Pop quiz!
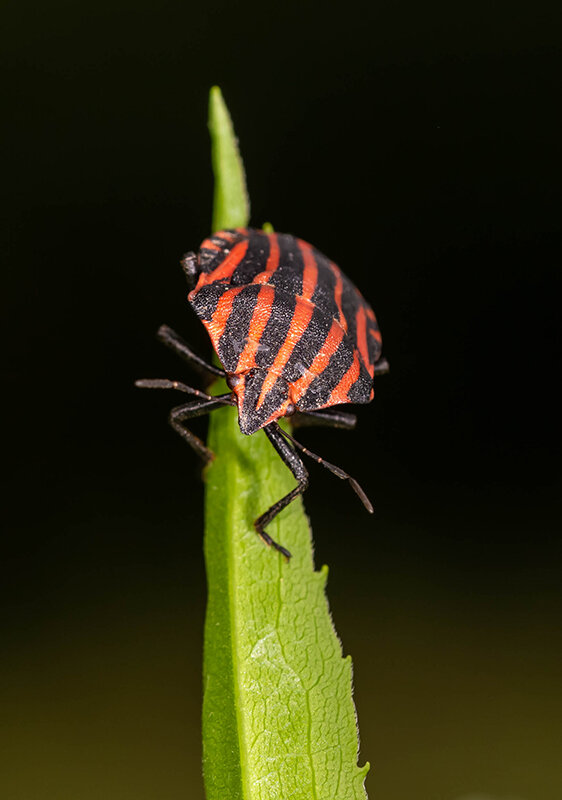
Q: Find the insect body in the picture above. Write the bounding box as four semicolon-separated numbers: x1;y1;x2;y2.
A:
137;228;388;558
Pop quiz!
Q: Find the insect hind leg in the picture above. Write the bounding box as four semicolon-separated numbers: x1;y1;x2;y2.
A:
373;357;389;375
292;408;357;430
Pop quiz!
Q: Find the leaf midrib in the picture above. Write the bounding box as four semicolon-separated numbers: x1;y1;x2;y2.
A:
227;450;252;800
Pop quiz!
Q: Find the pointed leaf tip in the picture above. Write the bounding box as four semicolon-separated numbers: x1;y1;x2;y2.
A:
208;86;250;232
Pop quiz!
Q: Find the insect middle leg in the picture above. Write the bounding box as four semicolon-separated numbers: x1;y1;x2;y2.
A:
254;425;310;559
168;395;233;463
275;422;373;513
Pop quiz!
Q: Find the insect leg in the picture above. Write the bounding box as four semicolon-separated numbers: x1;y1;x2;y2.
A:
156;324;225;378
275;423;374;513
168;394;233;463
292;408;357;430
373;357;390;375
254;424;311;560
135;378;217;400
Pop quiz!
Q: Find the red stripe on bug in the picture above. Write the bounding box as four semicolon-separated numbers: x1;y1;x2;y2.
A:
369;328;382;343
195;239;249;289
252;233;281;285
256;296;315;409
297;240;319;301
356;305;374;378
236;285;276;372
216;230;239;242
327;350;361;406
329;262;347;331
203;286;244;344
290;319;345;403
200;238;221;251
263;397;294;428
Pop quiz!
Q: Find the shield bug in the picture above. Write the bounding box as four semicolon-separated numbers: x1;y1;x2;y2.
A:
136;228;389;558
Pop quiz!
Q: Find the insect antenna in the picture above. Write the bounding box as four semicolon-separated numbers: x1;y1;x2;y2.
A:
273;423;373;513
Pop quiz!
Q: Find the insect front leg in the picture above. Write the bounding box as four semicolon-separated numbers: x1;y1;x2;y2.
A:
156;324;225;378
136;376;234;461
167;395;233;463
254;425;310;560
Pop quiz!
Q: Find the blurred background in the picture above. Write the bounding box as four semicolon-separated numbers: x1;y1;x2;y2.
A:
3;1;561;798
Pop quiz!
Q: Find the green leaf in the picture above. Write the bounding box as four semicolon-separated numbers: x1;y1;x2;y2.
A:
209;85;250;232
202;86;369;800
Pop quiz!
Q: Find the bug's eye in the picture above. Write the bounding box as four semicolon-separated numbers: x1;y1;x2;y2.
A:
226;374;241;390
285;403;296;417
181;252;198;290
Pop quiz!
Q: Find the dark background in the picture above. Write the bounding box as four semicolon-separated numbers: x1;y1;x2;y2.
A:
3;2;561;798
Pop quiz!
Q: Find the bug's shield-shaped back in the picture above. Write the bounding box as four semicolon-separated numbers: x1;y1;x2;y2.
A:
231;369;292;436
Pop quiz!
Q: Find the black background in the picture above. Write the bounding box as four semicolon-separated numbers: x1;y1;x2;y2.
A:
3;2;561;798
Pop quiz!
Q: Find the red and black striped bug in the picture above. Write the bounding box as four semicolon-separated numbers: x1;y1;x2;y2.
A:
137;227;388;558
